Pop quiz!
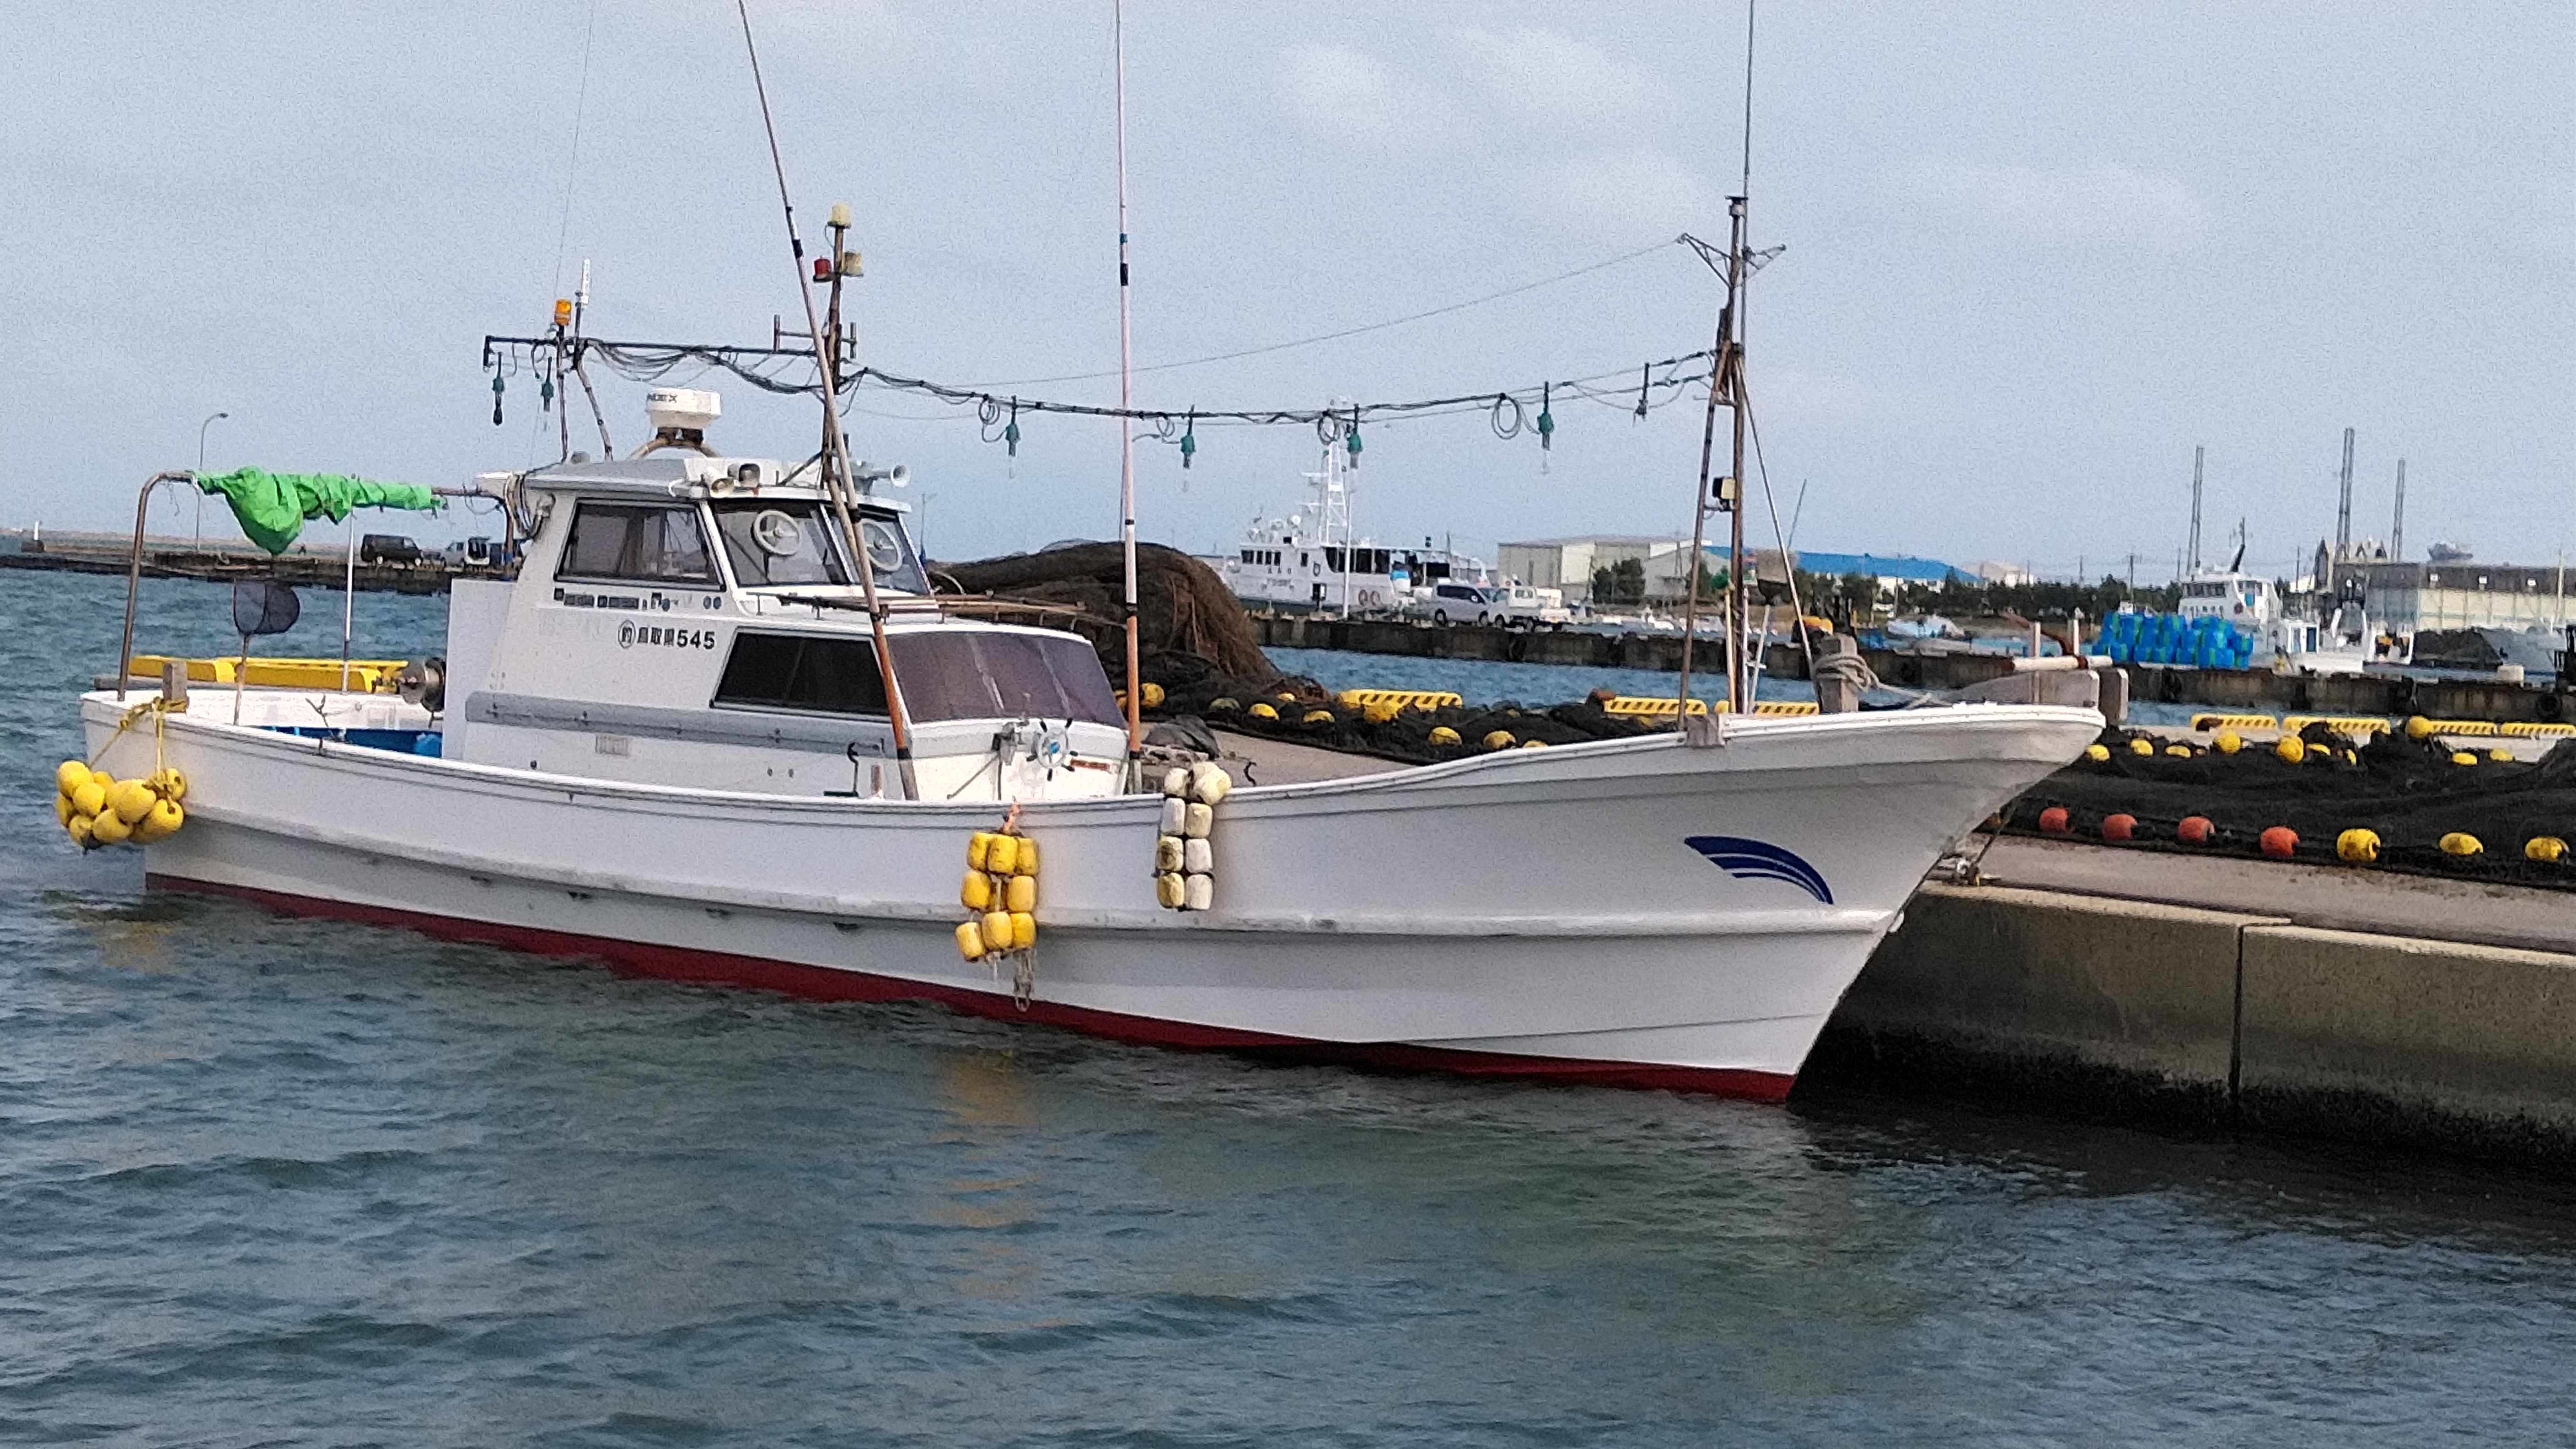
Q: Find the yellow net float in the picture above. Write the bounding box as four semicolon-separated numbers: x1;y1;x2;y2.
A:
2273;736;2306;765
1428;726;1460;746
2528;836;2569;863
2083;743;2110;762
2335;828;2380;864
2213;730;2243;755
2127;738;2154;757
1301;708;1336;725
2438;832;2483;857
134;798;184;843
1247;702;1277;720
1482;730;1515;750
2449;751;2478;767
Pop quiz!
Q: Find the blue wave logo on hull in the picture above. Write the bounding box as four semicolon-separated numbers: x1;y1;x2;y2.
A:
1685;836;1833;904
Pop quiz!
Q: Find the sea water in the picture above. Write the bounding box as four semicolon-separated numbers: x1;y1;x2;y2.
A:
6;569;2575;1446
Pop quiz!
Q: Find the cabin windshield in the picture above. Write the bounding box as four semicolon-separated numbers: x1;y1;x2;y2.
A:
713;500;927;594
558;502;719;586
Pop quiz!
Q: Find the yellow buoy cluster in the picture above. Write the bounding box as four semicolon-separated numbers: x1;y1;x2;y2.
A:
955;827;1040;961
55;759;185;850
1154;762;1229;912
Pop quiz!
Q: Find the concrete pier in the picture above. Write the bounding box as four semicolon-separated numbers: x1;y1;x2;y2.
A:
1810;880;2576;1168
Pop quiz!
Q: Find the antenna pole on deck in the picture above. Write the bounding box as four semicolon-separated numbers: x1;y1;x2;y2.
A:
1723;194;1752;712
1114;0;1143;768
735;0;918;799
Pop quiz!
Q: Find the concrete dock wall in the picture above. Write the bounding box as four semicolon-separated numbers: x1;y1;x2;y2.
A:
1810;883;2576;1167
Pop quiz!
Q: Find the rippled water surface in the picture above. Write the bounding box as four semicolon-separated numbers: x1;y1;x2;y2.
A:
7;570;2576;1446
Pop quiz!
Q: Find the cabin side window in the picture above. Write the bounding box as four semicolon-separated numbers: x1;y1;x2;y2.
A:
888;631;1124;726
557;502;718;586
711;632;889;716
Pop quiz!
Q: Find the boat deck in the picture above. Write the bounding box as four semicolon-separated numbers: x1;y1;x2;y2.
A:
1212;728;1406;787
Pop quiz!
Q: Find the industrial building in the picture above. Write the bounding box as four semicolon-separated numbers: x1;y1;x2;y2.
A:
2339;558;2576;633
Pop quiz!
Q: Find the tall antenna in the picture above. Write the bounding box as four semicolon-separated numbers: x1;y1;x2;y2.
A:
2187;444;2203;574
2391;457;2406;562
735;0;918;799
2334;425;2355;570
1114;0;1143;766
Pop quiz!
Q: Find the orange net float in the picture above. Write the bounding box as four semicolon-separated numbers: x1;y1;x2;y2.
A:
2100;813;2136;843
2259;826;2299;859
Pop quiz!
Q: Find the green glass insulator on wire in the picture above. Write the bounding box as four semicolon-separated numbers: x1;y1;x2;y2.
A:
1537;383;1555;451
1180;413;1197;469
1344;413;1362;467
540;375;555;412
490;371;504;427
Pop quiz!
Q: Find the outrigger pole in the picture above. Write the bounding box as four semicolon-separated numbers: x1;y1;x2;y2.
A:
1113;0;1144;768
735;0;919;800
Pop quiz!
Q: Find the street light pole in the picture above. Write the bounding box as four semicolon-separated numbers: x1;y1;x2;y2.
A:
194;411;230;548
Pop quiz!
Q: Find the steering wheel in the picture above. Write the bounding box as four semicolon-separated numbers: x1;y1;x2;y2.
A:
750;509;805;557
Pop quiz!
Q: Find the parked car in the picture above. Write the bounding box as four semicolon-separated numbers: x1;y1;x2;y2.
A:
1403;581;1498;626
441;536;495;567
360;533;423;565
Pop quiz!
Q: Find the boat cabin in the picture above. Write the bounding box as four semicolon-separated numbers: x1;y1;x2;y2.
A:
444;453;1131;800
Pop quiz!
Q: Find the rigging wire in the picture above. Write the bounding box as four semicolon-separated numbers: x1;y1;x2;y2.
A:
546;0;601;304
970;238;1680;388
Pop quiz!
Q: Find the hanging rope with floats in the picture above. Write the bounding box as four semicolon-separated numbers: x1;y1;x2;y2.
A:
480;333;1719;456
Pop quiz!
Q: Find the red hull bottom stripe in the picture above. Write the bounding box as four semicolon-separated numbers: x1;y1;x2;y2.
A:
149;873;1796;1103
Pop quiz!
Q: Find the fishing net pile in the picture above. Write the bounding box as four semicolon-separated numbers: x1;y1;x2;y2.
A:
1151;681;1665;764
2007;722;2576;891
937;543;1278;693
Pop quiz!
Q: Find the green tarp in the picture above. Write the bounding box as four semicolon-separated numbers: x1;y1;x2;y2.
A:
194;468;439;555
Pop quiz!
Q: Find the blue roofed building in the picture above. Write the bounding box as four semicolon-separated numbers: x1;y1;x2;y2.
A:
1777;550;1978;592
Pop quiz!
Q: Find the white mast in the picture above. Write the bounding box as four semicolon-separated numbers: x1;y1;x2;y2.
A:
1114;0;1143;763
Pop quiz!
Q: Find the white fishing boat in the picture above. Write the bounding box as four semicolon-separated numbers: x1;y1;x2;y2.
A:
70;379;2098;1100
63;40;2100;1099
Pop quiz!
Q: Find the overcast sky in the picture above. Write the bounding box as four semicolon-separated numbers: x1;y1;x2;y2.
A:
5;2;2568;581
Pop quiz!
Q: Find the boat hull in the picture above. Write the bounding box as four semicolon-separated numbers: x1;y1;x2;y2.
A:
87;695;2101;1099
